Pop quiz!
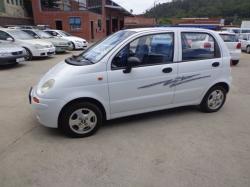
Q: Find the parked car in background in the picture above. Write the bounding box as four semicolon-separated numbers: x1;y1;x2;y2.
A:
222;27;241;35
239;34;250;54
30;28;232;138
183;32;215;51
44;29;88;50
0;41;27;66
218;32;241;65
22;29;71;53
0;28;55;60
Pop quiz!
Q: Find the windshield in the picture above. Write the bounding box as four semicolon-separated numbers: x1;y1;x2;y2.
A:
220;34;237;42
36;30;53;38
8;30;34;40
58;30;71;37
66;30;136;65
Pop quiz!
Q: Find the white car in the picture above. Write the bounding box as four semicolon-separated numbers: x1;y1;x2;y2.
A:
0;28;55;60
0;41;27;66
218;32;241;65
239;33;250;54
30;28;232;138
44;30;88;50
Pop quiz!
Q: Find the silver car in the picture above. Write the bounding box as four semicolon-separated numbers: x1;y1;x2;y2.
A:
0;41;27;66
22;29;71;53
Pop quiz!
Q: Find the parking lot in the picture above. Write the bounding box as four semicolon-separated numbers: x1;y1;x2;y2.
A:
0;51;250;187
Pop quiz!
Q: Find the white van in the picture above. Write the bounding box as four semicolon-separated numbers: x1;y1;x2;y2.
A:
29;28;232;138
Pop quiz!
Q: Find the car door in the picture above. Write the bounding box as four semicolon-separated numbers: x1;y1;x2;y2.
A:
240;34;248;50
174;31;223;104
107;32;178;117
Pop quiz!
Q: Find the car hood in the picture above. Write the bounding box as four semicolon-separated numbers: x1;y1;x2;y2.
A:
42;38;69;45
0;43;24;52
20;39;53;46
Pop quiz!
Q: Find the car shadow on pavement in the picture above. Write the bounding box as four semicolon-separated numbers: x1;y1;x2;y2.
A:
0;63;27;70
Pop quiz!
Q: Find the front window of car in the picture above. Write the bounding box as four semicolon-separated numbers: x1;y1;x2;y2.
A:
36;30;53;38
219;34;238;42
66;30;136;65
7;30;34;40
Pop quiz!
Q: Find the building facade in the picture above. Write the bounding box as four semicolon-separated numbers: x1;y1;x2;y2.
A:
32;0;131;41
0;0;33;26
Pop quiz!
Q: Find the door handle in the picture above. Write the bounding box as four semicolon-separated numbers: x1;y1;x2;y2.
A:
212;62;220;67
162;67;173;73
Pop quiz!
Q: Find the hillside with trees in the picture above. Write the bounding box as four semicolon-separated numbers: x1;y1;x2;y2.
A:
145;0;250;24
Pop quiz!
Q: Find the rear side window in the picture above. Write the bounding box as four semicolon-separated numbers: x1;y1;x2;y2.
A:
219;34;237;42
181;32;221;61
112;33;174;69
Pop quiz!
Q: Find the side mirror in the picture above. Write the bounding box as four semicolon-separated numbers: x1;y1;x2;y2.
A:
123;57;140;74
6;37;14;42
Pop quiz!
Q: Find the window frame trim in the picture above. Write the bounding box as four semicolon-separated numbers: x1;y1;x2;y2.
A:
180;31;221;63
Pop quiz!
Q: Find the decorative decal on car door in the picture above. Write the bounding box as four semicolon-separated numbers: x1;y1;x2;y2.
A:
138;74;211;89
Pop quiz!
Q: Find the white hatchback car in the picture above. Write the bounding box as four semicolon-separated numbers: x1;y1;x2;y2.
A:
0;28;55;60
44;30;88;50
239;33;250;54
218;32;241;65
30;28;232;138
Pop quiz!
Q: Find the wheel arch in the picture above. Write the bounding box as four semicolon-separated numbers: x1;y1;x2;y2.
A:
58;97;107;128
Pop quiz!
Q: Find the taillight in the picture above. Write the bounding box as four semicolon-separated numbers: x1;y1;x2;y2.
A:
236;43;241;49
204;42;212;48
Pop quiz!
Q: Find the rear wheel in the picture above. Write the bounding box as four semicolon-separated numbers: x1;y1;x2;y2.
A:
231;60;239;66
59;102;103;138
200;86;227;113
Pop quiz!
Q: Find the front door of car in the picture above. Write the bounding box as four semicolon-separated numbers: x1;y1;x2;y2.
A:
174;32;223;104
107;32;178;117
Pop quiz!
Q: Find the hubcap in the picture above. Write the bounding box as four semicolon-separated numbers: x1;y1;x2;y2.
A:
69;108;97;134
207;90;224;110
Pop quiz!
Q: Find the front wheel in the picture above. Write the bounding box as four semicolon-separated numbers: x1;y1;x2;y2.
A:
24;48;33;61
59;102;103;138
200;86;227;113
247;46;250;54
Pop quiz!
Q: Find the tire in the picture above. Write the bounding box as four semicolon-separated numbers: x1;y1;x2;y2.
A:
24;48;33;61
231;60;239;66
200;86;227;113
59;102;103;138
68;42;75;50
247;46;250;54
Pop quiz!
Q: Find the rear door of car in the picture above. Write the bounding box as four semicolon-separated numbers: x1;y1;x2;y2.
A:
174;31;223;105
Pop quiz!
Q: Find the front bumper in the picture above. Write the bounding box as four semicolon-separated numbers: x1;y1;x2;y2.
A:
74;42;88;49
29;86;64;128
0;55;26;65
32;47;56;57
55;45;69;52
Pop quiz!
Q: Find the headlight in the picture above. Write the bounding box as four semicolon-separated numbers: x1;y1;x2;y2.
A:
0;52;11;57
40;79;55;94
34;44;45;49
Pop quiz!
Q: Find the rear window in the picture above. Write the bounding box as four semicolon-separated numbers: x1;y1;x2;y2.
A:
219;34;238;42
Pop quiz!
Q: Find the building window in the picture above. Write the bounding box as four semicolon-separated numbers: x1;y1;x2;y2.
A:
11;0;14;4
98;19;102;31
16;0;18;5
69;17;81;31
6;0;10;4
